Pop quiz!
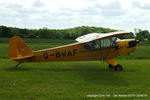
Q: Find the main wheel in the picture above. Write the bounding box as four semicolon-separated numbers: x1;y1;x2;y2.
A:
114;64;123;71
109;64;114;68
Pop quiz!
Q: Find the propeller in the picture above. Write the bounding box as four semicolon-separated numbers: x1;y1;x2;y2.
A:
127;40;141;56
136;40;142;44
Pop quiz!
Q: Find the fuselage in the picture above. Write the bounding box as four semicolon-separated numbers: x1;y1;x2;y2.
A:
17;38;137;63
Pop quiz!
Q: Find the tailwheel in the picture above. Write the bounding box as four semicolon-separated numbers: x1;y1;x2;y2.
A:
109;64;114;68
114;64;123;71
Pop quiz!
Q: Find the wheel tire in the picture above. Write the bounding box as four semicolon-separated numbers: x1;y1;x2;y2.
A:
114;64;123;71
109;64;114;68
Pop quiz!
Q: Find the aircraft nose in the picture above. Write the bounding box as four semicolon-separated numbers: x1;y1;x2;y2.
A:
128;40;137;47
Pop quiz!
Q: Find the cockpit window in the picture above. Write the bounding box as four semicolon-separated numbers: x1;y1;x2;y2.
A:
112;37;120;44
84;42;92;49
84;37;119;50
112;37;116;42
84;40;100;50
101;39;111;48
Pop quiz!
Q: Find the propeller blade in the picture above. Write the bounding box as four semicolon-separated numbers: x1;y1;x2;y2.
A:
136;40;142;44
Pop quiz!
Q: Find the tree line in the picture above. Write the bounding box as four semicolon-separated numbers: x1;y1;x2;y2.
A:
0;25;149;41
0;26;117;39
0;26;119;39
134;29;150;41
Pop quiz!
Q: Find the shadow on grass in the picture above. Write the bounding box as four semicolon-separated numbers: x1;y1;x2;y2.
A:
71;64;128;86
4;63;128;86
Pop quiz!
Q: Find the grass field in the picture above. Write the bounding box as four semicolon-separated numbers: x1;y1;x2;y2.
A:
0;38;150;100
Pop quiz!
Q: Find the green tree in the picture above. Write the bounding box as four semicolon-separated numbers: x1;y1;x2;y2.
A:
135;32;144;41
140;30;149;38
39;27;50;38
1;26;13;37
129;32;135;38
0;25;118;39
0;27;2;37
19;29;29;37
148;36;150;41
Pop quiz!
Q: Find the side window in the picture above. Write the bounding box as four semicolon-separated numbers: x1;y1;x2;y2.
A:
92;41;100;49
84;42;93;49
101;39;111;48
84;40;100;50
112;37;116;42
111;37;120;44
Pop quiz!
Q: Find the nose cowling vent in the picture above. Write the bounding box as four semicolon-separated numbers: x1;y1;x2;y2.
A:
129;40;137;47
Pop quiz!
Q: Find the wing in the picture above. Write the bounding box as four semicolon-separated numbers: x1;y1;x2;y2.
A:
75;31;130;43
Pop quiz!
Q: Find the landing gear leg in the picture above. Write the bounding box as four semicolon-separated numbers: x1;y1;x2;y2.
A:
109;64;114;68
15;63;21;68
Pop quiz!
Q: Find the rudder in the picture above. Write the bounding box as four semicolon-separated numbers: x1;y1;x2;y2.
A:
8;36;33;61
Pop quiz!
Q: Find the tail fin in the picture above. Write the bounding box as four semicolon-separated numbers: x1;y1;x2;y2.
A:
8;36;33;61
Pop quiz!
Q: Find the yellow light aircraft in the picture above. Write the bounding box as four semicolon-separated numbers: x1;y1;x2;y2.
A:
8;31;139;71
